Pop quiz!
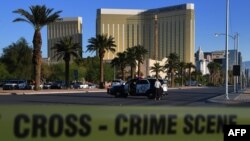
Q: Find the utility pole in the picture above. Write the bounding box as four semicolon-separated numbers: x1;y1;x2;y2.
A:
235;33;239;93
225;0;229;100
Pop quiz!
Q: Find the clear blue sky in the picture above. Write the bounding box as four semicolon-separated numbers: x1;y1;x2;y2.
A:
1;0;250;61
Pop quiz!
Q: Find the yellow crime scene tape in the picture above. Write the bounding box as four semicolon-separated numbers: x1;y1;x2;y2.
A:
0;105;249;141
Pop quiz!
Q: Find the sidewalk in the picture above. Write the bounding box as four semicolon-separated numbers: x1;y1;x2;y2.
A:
0;88;107;95
207;88;250;104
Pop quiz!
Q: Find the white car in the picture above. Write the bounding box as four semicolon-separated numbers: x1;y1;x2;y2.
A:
73;82;88;89
123;78;168;99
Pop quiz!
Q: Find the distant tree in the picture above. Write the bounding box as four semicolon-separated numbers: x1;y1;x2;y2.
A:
87;34;116;88
165;53;180;87
125;47;137;79
41;62;52;82
192;70;203;84
13;5;62;90
69;62;86;82
52;37;81;89
1;38;32;80
48;63;64;81
186;62;196;86
0;63;10;80
133;45;148;77
178;62;186;86
83;57;113;84
82;57;99;83
104;63;114;82
111;52;127;80
150;62;164;79
207;62;222;86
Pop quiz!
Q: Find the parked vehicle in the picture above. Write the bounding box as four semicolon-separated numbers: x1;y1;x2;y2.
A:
50;81;65;89
2;80;27;90
26;84;44;90
0;80;5;87
88;83;97;89
72;82;88;89
107;78;168;99
43;82;53;89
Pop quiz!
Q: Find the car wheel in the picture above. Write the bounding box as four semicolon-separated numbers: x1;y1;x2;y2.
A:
122;93;128;98
147;92;155;99
115;91;122;98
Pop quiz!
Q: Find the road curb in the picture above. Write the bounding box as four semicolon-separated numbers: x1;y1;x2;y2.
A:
206;90;249;104
0;89;107;95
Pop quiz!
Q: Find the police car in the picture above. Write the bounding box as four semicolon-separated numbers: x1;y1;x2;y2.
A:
108;78;168;99
107;79;125;94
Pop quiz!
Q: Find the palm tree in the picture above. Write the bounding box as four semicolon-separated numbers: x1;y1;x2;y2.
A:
111;52;127;80
178;62;186;86
125;47;137;79
186;62;196;86
52;37;81;89
207;62;222;86
192;70;203;84
150;62;164;79
13;5;62;90
134;45;148;77
165;53;180;87
87;34;116;88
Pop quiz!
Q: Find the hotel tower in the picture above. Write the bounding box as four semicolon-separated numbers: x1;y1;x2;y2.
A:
97;3;195;77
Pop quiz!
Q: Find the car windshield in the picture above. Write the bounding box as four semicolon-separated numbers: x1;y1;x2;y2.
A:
111;80;123;86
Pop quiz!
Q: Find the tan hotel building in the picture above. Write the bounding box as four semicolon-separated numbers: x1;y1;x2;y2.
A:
47;17;83;62
97;4;195;77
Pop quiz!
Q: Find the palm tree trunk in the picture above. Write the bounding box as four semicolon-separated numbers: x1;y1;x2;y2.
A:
181;70;184;86
100;57;104;88
212;74;214;85
130;66;133;79
189;69;191;86
32;29;42;90
65;60;70;89
137;62;141;78
121;67;125;81
209;74;212;84
171;70;175;87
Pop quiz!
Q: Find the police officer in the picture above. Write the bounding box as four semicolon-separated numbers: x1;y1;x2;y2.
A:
154;79;161;100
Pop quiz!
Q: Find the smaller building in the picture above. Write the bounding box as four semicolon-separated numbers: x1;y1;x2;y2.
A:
195;47;210;75
195;47;243;76
47;17;83;62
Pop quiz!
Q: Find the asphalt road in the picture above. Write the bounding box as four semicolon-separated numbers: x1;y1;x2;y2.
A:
0;87;234;106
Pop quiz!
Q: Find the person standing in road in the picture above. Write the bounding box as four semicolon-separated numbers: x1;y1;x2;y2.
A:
154;79;161;100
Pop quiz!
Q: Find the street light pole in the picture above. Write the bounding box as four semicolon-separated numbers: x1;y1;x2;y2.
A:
215;32;238;94
225;0;229;100
233;33;237;93
235;33;239;93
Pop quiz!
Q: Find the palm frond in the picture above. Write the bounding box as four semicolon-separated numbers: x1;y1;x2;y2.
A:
87;34;116;56
13;5;62;30
52;36;81;61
